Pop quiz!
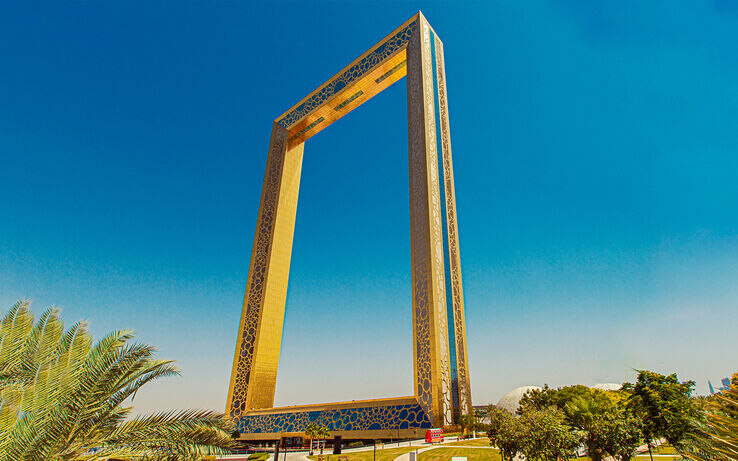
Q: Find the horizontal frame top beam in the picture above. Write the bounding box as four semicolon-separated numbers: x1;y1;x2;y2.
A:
275;13;421;145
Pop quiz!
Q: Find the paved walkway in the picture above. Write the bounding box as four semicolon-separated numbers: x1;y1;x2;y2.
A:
227;436;492;461
392;437;669;461
271;438;431;461
248;436;668;461
394;445;497;461
596;438;669;461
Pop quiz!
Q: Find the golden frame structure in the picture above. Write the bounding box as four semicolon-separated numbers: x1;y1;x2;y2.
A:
227;12;471;440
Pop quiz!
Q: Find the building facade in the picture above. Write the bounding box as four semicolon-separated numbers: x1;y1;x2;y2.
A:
226;12;471;441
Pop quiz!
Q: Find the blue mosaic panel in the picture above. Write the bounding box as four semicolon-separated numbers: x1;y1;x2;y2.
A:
235;403;432;434
276;20;417;129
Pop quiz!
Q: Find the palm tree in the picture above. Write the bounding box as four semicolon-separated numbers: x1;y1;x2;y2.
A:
686;373;738;460
0;300;237;459
306;424;330;456
304;423;318;455
316;425;330;455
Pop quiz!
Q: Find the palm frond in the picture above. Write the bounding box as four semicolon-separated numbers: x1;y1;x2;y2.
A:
0;300;235;459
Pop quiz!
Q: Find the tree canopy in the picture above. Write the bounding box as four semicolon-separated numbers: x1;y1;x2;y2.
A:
623;369;699;451
519;409;580;461
490;371;705;461
486;406;523;461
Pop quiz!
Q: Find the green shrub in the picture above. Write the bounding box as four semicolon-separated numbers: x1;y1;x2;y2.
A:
348;441;363;448
247;452;269;460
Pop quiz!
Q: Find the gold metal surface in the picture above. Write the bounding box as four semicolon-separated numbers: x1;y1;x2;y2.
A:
227;12;472;438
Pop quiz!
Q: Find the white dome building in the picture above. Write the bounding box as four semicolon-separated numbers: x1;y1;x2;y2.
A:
496;386;541;414
592;383;622;391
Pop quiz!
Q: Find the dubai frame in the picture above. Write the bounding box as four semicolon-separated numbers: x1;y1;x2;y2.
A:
227;12;471;441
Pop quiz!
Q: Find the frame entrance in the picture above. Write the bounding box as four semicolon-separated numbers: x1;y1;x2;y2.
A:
227;12;471;440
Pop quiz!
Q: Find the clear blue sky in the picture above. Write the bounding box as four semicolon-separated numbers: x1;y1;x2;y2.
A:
1;1;736;414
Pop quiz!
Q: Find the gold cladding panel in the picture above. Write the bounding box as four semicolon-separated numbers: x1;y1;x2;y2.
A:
246;139;304;409
287;50;407;147
227;12;472;432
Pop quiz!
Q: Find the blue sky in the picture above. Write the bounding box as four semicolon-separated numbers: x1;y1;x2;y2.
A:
1;1;736;414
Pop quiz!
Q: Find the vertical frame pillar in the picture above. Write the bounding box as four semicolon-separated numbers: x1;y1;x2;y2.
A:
407;14;453;427
433;30;473;419
407;13;471;426
226;123;304;416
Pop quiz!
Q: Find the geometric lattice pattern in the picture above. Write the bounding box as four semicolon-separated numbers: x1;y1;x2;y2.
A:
227;11;471;440
235;401;431;435
276;21;417;130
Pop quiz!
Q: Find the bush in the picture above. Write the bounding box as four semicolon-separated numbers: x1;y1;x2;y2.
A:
247;452;269;460
348;441;364;448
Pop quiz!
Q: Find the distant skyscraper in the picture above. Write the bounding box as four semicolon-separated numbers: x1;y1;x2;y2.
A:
708;377;731;394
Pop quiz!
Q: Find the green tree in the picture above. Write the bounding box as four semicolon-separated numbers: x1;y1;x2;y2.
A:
564;394;616;461
519;383;634;461
519;384;594;415
314;425;330;455
487;407;524;461
519;409;579;461
457;413;480;436
305;423;318;454
624;370;699;458
518;384;555;413
588;409;642;461
305;423;330;456
520;384;620;418
561;390;644;461
486;405;513;443
0;300;236;460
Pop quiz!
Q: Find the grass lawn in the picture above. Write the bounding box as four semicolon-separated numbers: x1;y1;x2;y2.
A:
653;445;678;455
565;444;680;461
418;447;501;460
441;438;492;447
634;444;681;459
307;446;418;461
635;457;681;460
